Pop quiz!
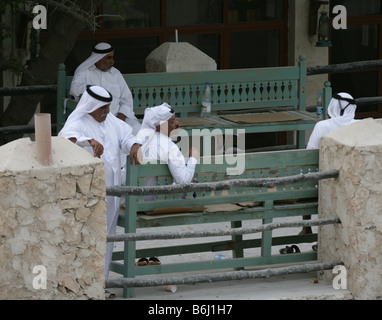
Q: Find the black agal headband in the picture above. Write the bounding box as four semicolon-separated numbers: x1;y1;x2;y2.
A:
86;85;113;103
92;44;114;54
333;93;356;116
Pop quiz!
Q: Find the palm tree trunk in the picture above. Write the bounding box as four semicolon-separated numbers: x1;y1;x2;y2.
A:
0;0;104;145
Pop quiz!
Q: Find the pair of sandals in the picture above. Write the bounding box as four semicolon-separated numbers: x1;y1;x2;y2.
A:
136;257;161;266
279;244;318;254
279;245;301;254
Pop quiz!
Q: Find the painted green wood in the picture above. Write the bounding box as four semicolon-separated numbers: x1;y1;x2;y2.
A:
298;55;307;111
261;201;274;258
56;56;323;144
113;149;320;297
231;220;244;263
111;250;317;277
55;61;325;297
123;158;139;298
110;233;317;263
132;252;317;276
124;203;317;229
323;81;332;120
56;64;67;132
133;149;318;177
122;233;318;260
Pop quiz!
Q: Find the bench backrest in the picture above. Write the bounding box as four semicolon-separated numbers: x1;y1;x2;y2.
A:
56;56;307;130
126;149;319;214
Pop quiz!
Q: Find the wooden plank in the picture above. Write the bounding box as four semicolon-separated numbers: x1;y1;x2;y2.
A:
130;149;318;178
126;233;318;258
128;202;318;229
133;252;317;276
116;150;320;297
123;67;300;88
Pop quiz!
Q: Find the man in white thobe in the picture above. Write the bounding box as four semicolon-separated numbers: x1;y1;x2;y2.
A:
58;85;141;280
70;42;141;135
136;103;199;186
307;92;358;149
301;92;358;235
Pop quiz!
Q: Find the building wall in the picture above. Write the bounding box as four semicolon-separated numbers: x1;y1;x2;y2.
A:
319;119;382;300
0;137;107;300
289;0;330;107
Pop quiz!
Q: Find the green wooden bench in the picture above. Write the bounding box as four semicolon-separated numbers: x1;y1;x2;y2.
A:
56;56;323;149
111;149;319;298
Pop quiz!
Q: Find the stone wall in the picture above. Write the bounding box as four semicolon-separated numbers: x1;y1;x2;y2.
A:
0;137;107;300
319;119;382;300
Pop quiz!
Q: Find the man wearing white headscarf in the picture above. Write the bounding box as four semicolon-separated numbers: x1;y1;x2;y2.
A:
307;92;358;149
136;103;199;188
70;42;141;134
300;92;358;236
58;85;141;280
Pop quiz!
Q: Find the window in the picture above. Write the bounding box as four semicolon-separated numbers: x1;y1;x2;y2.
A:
330;1;382;118
228;0;284;22
166;0;223;26
335;0;381;17
230;30;280;69
64;0;288;75
103;0;161;29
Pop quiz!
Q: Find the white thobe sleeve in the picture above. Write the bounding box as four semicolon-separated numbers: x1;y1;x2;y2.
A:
306;121;329;150
167;144;197;184
70;70;87;100
115;71;137;120
58;120;93;148
115;117;139;154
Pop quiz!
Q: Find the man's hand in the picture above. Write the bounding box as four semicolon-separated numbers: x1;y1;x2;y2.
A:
116;113;127;122
89;139;104;158
189;147;200;160
130;143;142;166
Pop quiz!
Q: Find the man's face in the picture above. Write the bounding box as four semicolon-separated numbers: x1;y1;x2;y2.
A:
89;104;110;122
95;52;115;72
158;115;179;137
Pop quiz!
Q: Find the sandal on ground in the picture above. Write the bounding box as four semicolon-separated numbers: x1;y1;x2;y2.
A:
105;290;116;299
136;257;149;266
279;245;301;254
148;257;161;265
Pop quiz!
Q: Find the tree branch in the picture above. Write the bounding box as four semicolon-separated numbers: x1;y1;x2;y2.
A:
106;170;339;197
39;0;99;30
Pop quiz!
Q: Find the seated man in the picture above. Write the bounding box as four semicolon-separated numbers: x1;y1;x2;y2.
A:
307;92;358;149
58;85;141;280
135;103;200;199
70;42;141;135
302;92;358;235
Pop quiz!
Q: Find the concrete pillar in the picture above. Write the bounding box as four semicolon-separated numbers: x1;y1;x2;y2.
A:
319;119;382;300
0;137;107;300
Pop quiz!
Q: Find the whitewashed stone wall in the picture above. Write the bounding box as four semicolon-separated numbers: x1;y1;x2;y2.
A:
0;137;107;300
319;119;382;300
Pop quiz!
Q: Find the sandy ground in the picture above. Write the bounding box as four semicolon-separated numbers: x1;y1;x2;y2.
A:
107;213;353;300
